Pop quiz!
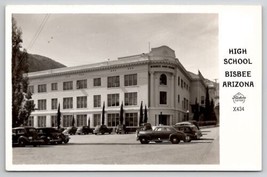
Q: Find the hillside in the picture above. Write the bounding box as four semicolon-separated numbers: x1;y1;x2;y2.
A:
27;54;66;72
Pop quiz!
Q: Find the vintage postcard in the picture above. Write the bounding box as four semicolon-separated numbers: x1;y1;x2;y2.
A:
5;5;262;171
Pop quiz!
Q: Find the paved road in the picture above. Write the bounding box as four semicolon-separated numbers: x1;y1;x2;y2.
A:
12;127;219;164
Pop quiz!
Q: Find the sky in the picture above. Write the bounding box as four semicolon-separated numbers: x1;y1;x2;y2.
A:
13;13;218;80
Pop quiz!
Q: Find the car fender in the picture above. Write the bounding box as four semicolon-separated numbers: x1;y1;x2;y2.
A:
18;136;29;143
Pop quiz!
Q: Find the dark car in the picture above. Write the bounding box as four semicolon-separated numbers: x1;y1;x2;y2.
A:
136;125;186;144
93;125;113;135
36;127;63;145
63;126;77;135
12;127;44;147
173;124;202;142
76;126;94;135
115;124;128;134
136;123;152;134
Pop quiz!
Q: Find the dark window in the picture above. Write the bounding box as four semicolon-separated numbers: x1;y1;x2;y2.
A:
178;95;180;103
51;83;57;91
38;99;46;110
125;92;137;106
93;114;101;126
94;78;101;86
63;97;73;109
107;76;120;88
63;81;73;90
160;92;167;104
76;80;87;89
124;74;137;86
93;95;101;108
107;94;120;107
38;84;46;93
51;98;57;110
77;96;87;108
160;74;167;85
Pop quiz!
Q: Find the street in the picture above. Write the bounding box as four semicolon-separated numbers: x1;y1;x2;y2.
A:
12;127;219;164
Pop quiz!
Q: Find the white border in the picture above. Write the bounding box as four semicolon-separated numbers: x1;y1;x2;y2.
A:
5;5;262;171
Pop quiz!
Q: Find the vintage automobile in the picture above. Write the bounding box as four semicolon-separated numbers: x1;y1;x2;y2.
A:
136;123;152;134
12;127;44;147
76;126;94;135
175;121;200;130
36;127;62;145
136;125;186;144
63;126;77;135
115;124;128;134
173;124;202;142
93;125;113;135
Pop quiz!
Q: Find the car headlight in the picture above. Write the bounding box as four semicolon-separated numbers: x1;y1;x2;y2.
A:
28;137;33;140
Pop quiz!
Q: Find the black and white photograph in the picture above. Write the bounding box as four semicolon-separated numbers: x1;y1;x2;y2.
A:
5;5;262;171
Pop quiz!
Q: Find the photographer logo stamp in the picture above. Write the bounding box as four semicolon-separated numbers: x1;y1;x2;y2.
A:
232;92;246;111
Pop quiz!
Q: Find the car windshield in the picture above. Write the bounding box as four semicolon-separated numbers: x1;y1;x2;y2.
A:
28;128;36;133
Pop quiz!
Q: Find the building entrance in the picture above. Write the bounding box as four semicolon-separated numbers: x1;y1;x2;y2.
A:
158;114;170;125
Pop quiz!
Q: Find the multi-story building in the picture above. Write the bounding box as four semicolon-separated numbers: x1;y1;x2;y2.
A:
27;45;217;129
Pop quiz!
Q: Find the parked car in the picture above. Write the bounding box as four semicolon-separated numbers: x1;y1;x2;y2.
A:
76;126;94;135
136;123;152;134
173;124;202;142
36;127;62;145
136;125;186;144
115;124;128;134
59;131;70;144
12;127;44;147
63;126;77;135
175;121;200;130
93;125;113;135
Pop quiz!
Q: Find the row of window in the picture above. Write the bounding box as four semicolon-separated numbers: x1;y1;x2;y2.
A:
28;113;138;127
37;92;138;110
28;74;138;94
178;95;190;110
178;76;189;91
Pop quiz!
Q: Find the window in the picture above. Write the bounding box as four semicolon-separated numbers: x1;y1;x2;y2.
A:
124;74;137;86
28;85;34;93
160;74;167;85
38;116;46;127
27;116;34;126
93;95;101;108
178;95;180;103
181;79;183;88
63;97;73;109
51;98;57;110
94;78;101;86
77;79;87;89
107;94;120;107
38;84;46;93
63;115;73;127
178;77;180;86
160;92;167;104
63;81;73;90
125;113;138;126
77;114;87;126
38;99;46;110
51;83;58;91
51;115;57;127
125;92;137;106
77;96;87;108
183;98;186;109
108;76;120;88
201;96;205;105
107;113;120;127
93;114;101;126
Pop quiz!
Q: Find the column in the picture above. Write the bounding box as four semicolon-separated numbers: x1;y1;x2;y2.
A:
150;71;154;107
171;74;175;108
34;115;38;127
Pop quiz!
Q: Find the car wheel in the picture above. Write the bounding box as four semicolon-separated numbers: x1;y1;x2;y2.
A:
140;137;149;144
64;139;69;144
18;139;26;147
171;137;180;144
185;135;191;142
95;133;97;135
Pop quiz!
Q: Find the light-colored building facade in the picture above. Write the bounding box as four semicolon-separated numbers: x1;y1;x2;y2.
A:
27;46;215;129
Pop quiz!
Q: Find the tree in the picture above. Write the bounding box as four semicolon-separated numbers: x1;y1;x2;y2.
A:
139;101;143;126
12;17;34;127
193;98;200;121
19;91;35;126
204;86;211;121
